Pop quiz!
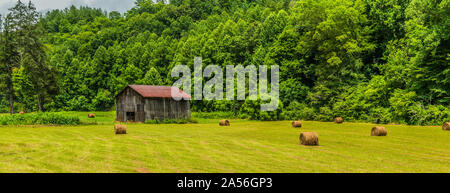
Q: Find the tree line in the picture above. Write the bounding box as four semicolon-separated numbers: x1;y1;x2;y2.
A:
0;0;448;125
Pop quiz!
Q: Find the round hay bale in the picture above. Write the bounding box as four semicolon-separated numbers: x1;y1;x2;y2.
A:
88;113;95;118
371;126;387;136
334;117;343;124
219;120;230;126
443;122;450;131
114;125;127;135
299;132;319;146
292;121;302;128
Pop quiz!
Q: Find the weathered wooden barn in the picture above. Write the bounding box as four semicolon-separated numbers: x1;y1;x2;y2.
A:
116;85;191;122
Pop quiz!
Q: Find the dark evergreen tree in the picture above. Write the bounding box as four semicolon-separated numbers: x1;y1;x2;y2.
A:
0;14;20;114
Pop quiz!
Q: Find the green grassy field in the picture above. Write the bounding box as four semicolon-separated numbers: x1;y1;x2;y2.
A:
0;112;449;173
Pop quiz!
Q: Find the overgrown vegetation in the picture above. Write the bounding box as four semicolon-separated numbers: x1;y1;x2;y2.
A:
0;112;81;125
191;112;237;119
0;0;449;125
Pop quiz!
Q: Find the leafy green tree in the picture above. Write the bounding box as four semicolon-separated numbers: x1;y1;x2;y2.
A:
364;0;409;64
403;0;449;105
12;67;34;111
293;0;375;107
137;67;164;85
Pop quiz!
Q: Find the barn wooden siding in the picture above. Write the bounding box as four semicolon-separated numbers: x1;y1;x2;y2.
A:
144;98;190;121
116;86;190;122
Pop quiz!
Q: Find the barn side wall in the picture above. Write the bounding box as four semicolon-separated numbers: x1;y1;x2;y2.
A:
144;98;190;121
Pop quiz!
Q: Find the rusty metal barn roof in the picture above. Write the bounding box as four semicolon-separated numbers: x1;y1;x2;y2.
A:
128;85;191;99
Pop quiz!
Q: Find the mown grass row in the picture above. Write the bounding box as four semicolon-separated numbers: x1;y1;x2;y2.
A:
0;120;448;173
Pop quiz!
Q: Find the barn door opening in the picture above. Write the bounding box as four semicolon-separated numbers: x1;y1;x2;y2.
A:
126;112;135;122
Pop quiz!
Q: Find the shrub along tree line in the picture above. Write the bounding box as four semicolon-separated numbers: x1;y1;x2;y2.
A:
0;0;448;125
0;112;80;125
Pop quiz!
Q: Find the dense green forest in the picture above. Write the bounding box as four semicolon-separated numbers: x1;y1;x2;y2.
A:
0;0;449;125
